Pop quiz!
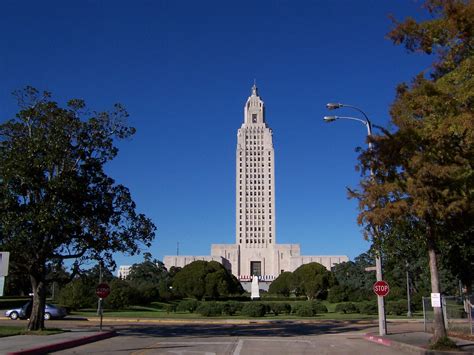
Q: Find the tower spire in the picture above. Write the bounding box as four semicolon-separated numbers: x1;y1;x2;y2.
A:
251;79;258;96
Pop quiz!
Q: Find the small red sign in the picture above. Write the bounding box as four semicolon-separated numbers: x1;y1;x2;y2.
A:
373;281;390;297
96;283;111;299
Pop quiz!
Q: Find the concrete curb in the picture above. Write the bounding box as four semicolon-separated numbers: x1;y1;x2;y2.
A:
364;333;422;354
6;330;116;355
364;333;473;355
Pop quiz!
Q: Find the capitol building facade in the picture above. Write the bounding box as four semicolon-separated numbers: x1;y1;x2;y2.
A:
163;85;348;281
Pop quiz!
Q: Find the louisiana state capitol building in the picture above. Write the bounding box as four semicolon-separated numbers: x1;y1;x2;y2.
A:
164;85;348;281
235;84;276;276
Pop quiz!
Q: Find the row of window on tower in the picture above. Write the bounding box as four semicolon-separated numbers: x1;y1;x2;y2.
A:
238;203;271;208
239;238;272;245
239;191;272;196
239;226;272;232
239;214;272;220
239;220;272;225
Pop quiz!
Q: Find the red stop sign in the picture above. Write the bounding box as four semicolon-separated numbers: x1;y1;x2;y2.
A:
373;281;390;297
96;283;111;298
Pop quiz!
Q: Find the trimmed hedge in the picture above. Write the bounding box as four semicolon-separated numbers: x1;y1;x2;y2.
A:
196;301;222;316
335;302;359;314
386;300;407;315
176;299;200;313
241;302;267;317
268;302;291;315
358;301;378;315
222;301;242;315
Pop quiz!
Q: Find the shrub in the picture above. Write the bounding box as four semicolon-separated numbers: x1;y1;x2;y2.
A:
358;301;378;315
222;301;241;316
268;302;291;316
335;302;359;314
165;304;177;313
295;302;314;317
58;278;96;309
310;301;328;314
386;300;407;315
241;302;267;317
176;299;200;313
328;286;347;303
106;279;134;310
196;301;222;316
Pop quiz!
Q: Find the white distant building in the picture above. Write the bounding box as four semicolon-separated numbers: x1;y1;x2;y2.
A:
117;265;132;279
164;85;348;281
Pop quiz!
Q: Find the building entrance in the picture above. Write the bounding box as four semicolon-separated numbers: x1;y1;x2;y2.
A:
250;261;261;276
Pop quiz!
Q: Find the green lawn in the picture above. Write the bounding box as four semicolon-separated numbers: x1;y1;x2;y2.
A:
72;308;422;321
0;326;65;337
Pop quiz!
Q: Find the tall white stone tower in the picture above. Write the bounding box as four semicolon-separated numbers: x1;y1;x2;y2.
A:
236;84;276;271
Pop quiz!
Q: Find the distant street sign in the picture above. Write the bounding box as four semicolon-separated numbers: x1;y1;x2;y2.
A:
365;266;377;272
96;283;111;299
373;280;390;297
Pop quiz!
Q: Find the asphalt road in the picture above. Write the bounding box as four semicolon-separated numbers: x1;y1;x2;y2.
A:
42;320;417;355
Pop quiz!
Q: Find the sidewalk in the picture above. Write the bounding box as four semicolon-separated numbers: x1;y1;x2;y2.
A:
365;331;474;354
0;328;116;355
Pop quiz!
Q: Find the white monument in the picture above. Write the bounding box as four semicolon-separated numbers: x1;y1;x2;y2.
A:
251;276;260;299
164;85;349;281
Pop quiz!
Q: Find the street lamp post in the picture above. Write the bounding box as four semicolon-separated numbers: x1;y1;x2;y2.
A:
324;103;387;336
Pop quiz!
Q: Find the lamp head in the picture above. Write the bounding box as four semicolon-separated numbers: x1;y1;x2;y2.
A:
326;102;343;110
323;116;337;122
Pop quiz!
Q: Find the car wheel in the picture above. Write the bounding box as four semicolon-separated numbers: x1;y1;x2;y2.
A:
44;312;51;320
9;312;19;320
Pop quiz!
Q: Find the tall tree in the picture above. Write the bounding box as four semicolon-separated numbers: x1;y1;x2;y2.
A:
127;253;170;303
172;260;243;300
0;87;156;330
351;0;473;342
292;262;334;300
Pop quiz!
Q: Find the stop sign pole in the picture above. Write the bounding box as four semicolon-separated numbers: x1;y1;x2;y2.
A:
96;283;110;331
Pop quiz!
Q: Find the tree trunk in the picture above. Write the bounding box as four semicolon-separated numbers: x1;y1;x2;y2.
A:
27;274;46;331
427;235;447;342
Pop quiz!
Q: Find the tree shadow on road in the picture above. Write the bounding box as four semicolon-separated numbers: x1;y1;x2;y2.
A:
113;320;376;338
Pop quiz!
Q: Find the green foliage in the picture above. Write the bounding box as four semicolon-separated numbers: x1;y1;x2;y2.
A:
311;301;328;313
327;285;347;303
176;299;200;313
127;254;171;303
241;302;267;317
221;301;241;316
292;263;335;300
0;87;156;330
172;261;243;300
290;301;326;316
335;302;359;314
165;304;177;313
358;301;378;315
292;302;314;317
386;300;408;316
57;278;96;309
352;1;474;339
268;272;293;296
196;301;222;316
105;279;134;310
268;302;291;316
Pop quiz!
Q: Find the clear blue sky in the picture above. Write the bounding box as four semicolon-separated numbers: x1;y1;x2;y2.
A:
0;1;433;269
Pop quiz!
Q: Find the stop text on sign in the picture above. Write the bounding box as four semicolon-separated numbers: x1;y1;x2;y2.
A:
373;281;390;297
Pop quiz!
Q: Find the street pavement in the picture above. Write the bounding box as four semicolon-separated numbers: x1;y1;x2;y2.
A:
0;317;473;354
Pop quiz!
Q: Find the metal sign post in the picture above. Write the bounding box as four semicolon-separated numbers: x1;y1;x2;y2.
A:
95;283;110;332
98;298;103;331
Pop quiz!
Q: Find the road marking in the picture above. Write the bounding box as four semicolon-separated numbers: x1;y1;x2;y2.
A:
232;339;244;355
131;340;162;355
